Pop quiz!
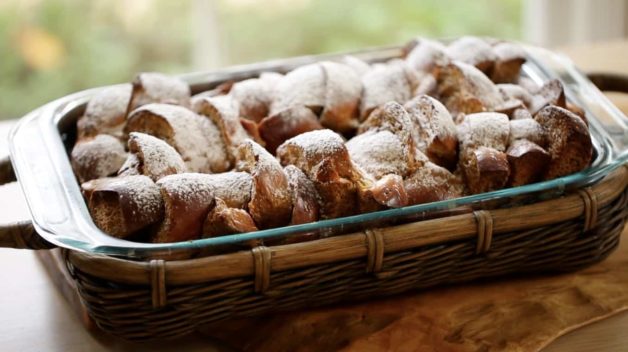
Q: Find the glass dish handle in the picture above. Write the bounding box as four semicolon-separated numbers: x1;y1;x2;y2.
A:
0;156;54;249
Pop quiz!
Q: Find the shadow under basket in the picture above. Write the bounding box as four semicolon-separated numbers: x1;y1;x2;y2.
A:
54;167;626;341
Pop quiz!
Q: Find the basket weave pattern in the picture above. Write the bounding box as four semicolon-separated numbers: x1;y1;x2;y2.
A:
68;186;627;341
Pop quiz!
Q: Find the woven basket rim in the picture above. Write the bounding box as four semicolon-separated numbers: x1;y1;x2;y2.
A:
68;166;628;286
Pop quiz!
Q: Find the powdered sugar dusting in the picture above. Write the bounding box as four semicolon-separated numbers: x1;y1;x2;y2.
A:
71;134;127;182
360;62;412;119
271;63;326;114
457;112;510;151
508;118;546;147
130;72;190;110
346;130;407;179
78;85;131;138
405;95;457;147
128;132;187;181
447;37;496;67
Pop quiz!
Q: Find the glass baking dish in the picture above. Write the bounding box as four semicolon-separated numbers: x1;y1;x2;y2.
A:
8;42;628;259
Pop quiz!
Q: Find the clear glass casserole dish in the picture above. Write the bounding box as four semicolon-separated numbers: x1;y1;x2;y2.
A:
7;43;628;259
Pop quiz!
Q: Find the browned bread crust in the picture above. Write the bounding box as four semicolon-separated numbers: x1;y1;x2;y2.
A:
236;140;292;229
534;105;593;180
77;85;131;139
258;105;323;154
82;176;164;238
153;173;216;243
202;198;258;238
71;134;127;183
506;139;550;187
118;132;186;181
126;103;229;173
127;72;190;115
461;147;510;194
404;95;458;170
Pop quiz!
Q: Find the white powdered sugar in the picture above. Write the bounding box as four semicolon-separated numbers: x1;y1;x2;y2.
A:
280;129;346;160
406;38;449;73
271;63;326;114
457;112;510;151
156;173;215;207
128;103;228;173
229;78;273;122
341;55;371;77
196;171;253;209
452;61;503;109
508;118;546;147
71;134;127;182
405;95;457;146
446;36;496;67
360;62;412;119
131;72;191;109
497;84;533;107
493;42;526;62
128;132;187;181
111;175;164;220
319;61;362;131
78;85;131;138
346;130;407;179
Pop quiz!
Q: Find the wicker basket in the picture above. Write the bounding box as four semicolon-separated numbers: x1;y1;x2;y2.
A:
0;68;627;341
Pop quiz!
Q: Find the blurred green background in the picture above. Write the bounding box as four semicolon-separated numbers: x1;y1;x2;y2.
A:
0;0;521;120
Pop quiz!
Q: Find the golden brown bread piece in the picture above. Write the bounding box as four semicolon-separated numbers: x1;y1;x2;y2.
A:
239;118;266;146
126;103;229;173
358;102;419;173
460;146;510;194
236;140;292;229
359;62;413;120
435;61;504;116
71;134;127;183
258;105;323;154
498;84;534;108
506;139;550;187
457;112;510;151
153;173;216;243
202;198;258;238
277;129;363;219
82;176;164;239
405;38;449;74
347;130;409;180
77;85;131;139
508;118;547;148
229;76;275;122
127;72;190;114
446;36;496;74
271;64;326;115
191;171;252;209
370;174;409;208
284;165;320;226
319;61;362;133
118;132;186;181
192;94;256;155
529;79;566;114
404;95;458;170
534;105;593;180
404;161;464;205
490;42;526;83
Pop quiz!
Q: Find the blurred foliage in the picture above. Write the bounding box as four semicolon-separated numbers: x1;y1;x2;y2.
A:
0;0;521;120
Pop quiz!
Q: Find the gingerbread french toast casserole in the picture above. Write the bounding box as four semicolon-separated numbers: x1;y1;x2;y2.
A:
71;36;593;245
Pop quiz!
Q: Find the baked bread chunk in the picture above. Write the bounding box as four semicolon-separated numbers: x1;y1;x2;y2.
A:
118;132;186;181
126;103;229;173
77;85;131;139
82;175;164;238
153;173;216;243
236;140;292;229
127;72;190;114
258;105;323;153
534;105;593;180
71;134;127;183
405;95;458;170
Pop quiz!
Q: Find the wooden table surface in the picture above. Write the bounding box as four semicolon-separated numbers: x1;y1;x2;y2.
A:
0;40;627;352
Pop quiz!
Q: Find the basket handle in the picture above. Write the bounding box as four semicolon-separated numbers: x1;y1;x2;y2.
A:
0;156;54;249
587;73;628;93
